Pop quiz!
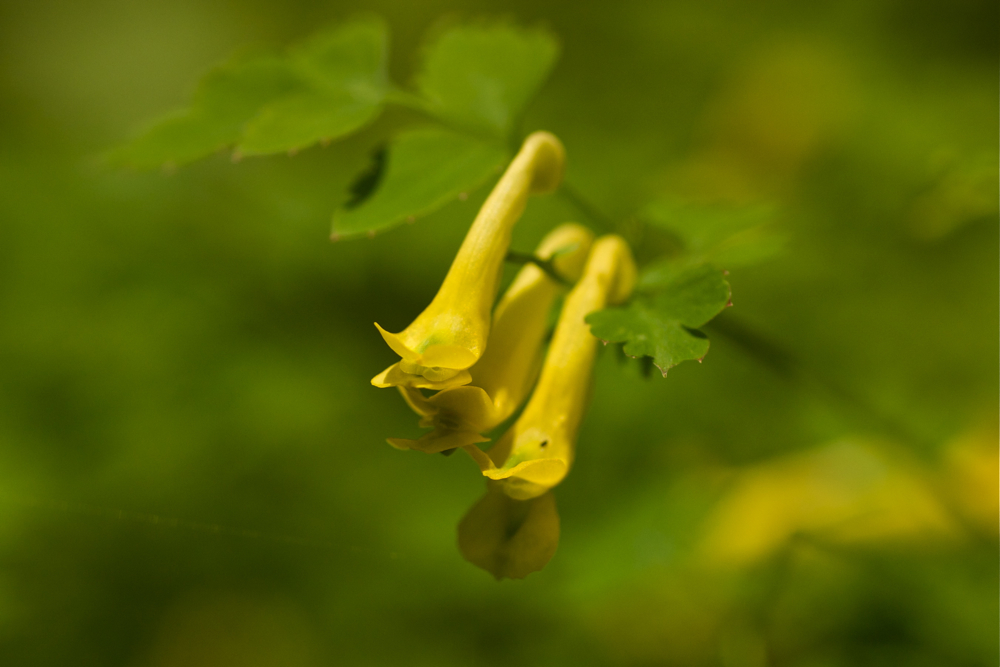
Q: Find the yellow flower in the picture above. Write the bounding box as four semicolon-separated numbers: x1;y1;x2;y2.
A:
463;235;637;499
387;223;595;453
371;131;566;391
457;483;560;580
698;440;962;567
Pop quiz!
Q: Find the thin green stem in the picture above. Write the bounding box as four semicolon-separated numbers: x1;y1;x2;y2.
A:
505;250;572;286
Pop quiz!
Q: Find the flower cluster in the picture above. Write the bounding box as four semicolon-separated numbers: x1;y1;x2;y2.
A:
371;132;636;578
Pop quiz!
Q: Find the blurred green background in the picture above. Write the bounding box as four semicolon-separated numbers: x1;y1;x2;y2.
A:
0;0;997;665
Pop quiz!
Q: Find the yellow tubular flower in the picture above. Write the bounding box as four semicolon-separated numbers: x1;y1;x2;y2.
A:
387;224;595;453
463;235;637;499
371;131;566;391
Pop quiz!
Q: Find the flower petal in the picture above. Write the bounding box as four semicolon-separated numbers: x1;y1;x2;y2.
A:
371;362;471;391
387;428;489;454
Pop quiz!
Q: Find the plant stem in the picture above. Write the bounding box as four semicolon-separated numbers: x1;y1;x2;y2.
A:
505;250;571;286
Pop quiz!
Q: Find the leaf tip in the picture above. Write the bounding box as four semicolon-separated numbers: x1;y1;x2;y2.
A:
366;230;376;239
231;151;243;164
458;192;468;201
330;232;341;243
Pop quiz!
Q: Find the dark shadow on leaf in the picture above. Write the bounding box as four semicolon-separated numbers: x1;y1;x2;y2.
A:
682;326;709;339
344;143;387;209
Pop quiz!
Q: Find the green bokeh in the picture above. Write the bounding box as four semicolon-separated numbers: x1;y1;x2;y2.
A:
0;0;996;665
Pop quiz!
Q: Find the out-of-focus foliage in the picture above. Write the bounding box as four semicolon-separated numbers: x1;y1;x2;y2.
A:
643;199;784;269
110;17;391;166
415;23;559;138
111;18;562;242
0;0;996;665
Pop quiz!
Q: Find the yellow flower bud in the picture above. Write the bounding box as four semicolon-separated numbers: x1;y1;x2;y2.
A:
388;223;595;453
457;483;560;580
463;235;637;499
371;131;566;390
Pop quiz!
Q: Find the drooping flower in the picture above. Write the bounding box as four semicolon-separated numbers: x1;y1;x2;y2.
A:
463;235;637;499
457;482;560;580
371;131;566;391
387;223;595;453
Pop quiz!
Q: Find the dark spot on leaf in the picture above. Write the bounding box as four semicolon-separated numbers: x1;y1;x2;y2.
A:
640;355;655;379
539;440;548;448
682;326;708;339
344;143;388;209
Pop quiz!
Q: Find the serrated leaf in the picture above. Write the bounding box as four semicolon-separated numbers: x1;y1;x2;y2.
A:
239;17;389;155
111;54;298;168
416;23;559;138
331;128;507;239
239;92;382;155
291;16;389;95
644;199;784;269
586;264;731;375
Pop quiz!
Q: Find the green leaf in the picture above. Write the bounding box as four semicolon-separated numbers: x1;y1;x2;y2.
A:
111;54;298;168
586;264;731;376
644;199;784;269
113;17;390;166
332;128;507;240
416;23;559;138
238;17;389;155
291;16;389;95
238;92;382;156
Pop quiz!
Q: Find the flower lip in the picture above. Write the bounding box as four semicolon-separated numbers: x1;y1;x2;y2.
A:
371;362;472;391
